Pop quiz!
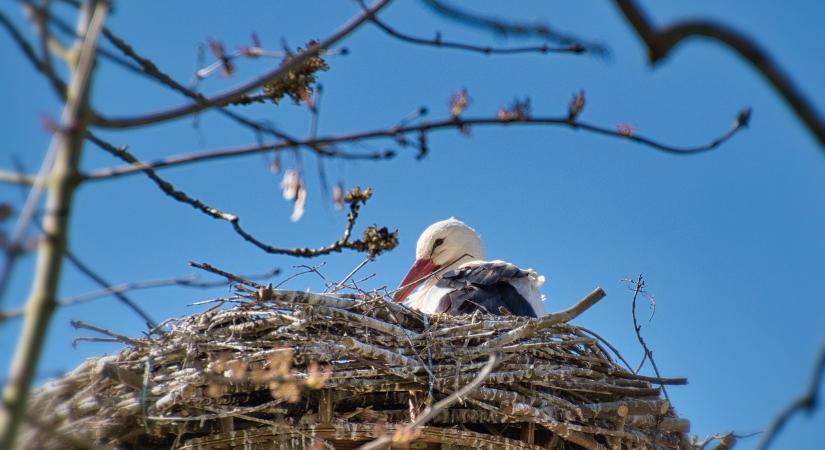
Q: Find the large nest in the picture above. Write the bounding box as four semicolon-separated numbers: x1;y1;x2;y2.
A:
22;289;691;450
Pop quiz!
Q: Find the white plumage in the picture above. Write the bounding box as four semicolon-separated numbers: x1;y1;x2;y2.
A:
393;218;545;317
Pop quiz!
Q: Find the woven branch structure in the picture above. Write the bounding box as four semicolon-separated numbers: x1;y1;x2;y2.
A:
21;289;692;450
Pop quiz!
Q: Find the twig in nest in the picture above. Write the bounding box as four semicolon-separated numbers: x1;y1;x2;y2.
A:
0;266;282;322
274;263;329;289
627;274;668;400
577;325;634;372
189;261;267;289
355;352;500;450
329;257;372;293
70;320;142;347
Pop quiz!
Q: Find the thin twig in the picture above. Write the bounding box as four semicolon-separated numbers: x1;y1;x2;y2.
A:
0;170;39;185
628;274;668;401
421;0;605;54
88;0;392;129
361;0;585;55
95;24;343;158
273;263;329;289
21;0;65;98
0;268;280;322
64;250;156;328
19;0;161;77
2;156;158;328
0;9;67;99
77;111;749;183
330;257;372;293
189;261;265;289
577;325;634;372
85;132;388;258
70;320;141;346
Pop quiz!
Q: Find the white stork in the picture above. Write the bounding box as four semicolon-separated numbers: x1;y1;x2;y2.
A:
392;218;546;317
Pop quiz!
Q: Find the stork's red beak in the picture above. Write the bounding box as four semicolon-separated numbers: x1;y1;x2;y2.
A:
392;258;437;303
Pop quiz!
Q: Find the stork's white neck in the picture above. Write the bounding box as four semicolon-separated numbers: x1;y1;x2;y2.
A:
407;255;478;313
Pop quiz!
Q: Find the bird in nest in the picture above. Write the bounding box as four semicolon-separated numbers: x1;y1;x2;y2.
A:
392;218;545;317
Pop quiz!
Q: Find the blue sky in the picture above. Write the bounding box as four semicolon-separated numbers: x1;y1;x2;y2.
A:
2;1;824;449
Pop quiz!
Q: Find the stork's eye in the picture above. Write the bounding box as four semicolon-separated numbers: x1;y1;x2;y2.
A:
433;238;445;249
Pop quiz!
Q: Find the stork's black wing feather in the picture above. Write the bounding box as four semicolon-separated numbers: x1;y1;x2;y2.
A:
435;262;537;317
438;261;529;288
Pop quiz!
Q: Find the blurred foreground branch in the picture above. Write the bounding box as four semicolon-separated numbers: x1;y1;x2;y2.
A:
0;1;109;447
87;0;391;129
421;0;605;54
614;0;825;148
361;0;585;55
756;342;825;450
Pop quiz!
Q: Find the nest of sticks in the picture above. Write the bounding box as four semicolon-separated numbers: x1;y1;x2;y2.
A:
22;287;692;450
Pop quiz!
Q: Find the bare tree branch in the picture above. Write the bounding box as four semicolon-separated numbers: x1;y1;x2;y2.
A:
0;8;67;99
421;0;606;54
756;342;825;450
0;154;161;327
0;0;109;446
614;0;825;148
19;0;151;75
361;0;585;55
189;261;267;290
0;268;280;322
87;0;391;129
63;250;157;327
0;170;39;185
74;110;749;183
20;0;64;97
86;133;397;258
95;25;315;146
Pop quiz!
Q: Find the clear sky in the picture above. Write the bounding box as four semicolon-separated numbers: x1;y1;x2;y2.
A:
2;1;824;449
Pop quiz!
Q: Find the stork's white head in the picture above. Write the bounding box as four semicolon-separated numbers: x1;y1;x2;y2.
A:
393;218;484;303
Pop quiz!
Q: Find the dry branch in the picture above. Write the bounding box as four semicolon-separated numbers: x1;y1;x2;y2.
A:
88;0;391;129
73;111;750;185
422;0;605;54
355;353;500;450
0;1;109;447
361;0;585;55
85;133;396;258
477;287;606;350
0;9;67;99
